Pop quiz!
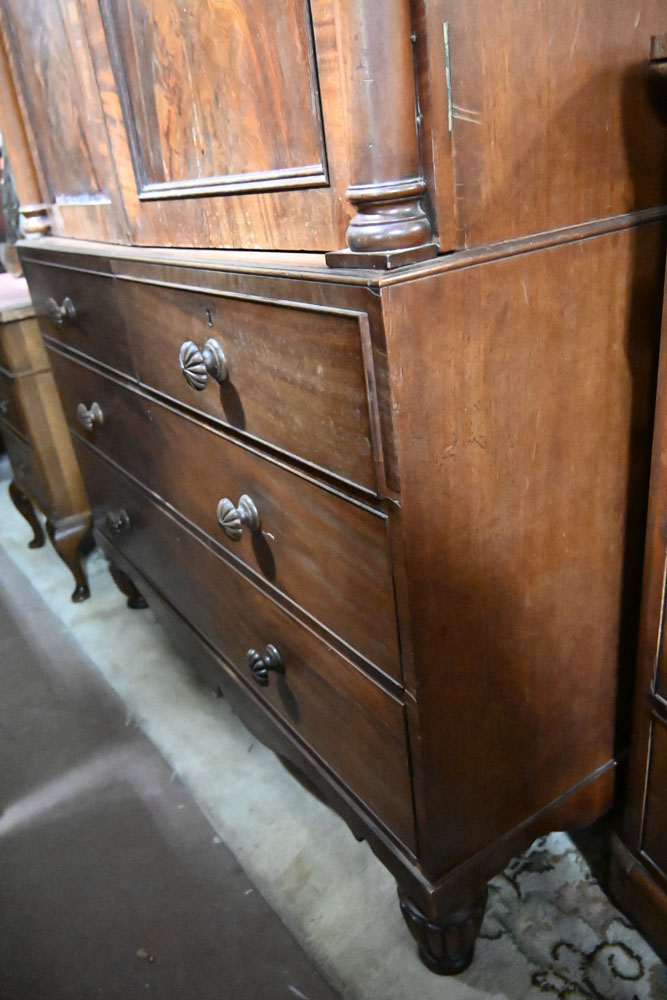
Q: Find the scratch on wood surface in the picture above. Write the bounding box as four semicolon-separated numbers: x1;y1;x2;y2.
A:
452;104;482;125
522;281;529;306
569;18;581;60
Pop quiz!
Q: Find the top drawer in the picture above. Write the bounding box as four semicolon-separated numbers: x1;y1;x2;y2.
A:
116;276;379;491
20;259;134;377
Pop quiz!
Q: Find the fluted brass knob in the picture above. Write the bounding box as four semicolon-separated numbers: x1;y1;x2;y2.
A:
246;644;283;686
106;509;130;535
179;338;228;391
46;296;76;325
216;494;260;541
76;401;104;431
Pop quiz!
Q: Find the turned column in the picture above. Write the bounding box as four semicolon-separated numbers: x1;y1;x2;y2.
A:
326;0;437;269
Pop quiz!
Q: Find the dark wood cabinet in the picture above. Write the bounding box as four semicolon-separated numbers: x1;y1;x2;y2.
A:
3;0;667;975
0;274;91;599
610;243;667;968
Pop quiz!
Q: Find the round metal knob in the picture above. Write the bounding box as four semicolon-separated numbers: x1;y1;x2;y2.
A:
106;509;130;535
46;296;76;325
0;397;9;416
216;494;260;541
76;401;104;431
246;644;283;687
179;338;228;391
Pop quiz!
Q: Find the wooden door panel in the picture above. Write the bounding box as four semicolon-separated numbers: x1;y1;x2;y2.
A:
75;0;350;249
99;0;327;199
0;0;128;241
0;0;97;199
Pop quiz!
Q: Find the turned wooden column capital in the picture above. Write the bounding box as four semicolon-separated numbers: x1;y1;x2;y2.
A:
326;0;436;269
19;203;52;238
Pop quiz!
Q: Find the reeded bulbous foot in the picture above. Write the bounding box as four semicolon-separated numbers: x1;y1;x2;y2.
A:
397;886;488;975
109;563;148;609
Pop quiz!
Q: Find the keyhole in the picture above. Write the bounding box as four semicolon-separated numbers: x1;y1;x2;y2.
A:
205;308;213;327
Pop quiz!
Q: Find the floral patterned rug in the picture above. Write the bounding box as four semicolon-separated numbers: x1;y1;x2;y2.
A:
470;830;667;1000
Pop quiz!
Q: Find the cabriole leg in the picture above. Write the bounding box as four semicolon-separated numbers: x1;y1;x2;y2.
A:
8;480;45;549
46;516;92;603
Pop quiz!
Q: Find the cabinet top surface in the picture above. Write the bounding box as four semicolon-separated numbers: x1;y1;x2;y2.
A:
0;274;33;322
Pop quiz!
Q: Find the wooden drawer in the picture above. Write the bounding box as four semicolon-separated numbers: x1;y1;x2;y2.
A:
0;370;27;439
76;441;414;849
49;348;401;679
21;260;134;376
117;275;379;490
2;424;46;509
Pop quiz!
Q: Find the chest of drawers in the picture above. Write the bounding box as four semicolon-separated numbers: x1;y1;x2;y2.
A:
5;0;667;974
0;272;91;600
19;219;666;971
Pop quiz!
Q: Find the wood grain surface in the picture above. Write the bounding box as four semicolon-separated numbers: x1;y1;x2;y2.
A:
116;274;378;490
49;347;401;680
77;440;415;849
386;222;666;877
420;0;667;248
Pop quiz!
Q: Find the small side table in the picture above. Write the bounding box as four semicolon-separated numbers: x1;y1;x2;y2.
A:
0;273;91;600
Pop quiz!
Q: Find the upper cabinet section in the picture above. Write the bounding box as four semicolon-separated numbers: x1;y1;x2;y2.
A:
1;0;666;255
79;0;353;251
417;0;667;249
99;0;328;200
0;0;129;241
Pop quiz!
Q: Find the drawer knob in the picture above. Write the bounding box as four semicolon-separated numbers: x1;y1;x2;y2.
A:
46;296;76;325
76;401;104;431
0;397;9;416
246;644;283;687
179;338;228;391
106;509;130;535
216;494;260;541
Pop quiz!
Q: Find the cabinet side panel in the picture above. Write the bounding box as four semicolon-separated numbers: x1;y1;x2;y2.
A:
386;224;666;876
424;0;667;248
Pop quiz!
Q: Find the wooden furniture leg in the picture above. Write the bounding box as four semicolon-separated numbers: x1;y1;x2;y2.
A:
8;478;45;548
397;887;488;975
109;562;148;610
45;515;92;602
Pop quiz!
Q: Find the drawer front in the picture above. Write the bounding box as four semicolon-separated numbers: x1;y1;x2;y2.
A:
117;276;378;489
3;424;46;509
50;348;400;679
21;260;134;376
77;441;414;848
0;370;27;439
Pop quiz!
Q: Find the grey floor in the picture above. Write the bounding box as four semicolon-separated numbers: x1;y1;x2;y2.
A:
0;544;340;1000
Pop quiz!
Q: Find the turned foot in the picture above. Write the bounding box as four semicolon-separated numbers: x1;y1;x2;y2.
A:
8;480;45;548
109;563;148;610
46;516;92;602
398;887;488;975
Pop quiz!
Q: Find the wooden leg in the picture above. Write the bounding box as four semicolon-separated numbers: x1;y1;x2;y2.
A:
109;562;148;610
8;480;45;549
397;886;488;975
45;516;92;603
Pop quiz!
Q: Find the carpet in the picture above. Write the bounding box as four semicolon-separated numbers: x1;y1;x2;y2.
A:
0;456;665;1000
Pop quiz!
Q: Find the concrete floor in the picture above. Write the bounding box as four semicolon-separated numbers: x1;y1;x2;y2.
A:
0;544;340;1000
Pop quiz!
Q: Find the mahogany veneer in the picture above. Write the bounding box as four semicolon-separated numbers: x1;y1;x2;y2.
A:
5;0;667;975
